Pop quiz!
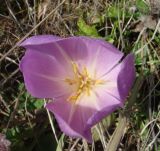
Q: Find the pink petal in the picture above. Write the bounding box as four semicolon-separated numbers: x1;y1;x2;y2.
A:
20;50;73;98
20;36;89;68
77;89;121;128
19;35;62;47
100;53;136;103
46;99;94;142
20;36;123;77
46;90;121;142
76;37;124;77
86;89;121;127
117;54;136;101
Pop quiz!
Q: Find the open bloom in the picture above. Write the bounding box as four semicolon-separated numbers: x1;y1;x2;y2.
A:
20;35;135;142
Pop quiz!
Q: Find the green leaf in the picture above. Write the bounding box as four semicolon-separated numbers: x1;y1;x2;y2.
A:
135;55;142;65
18;83;25;91
105;36;114;43
136;0;149;14
56;134;65;151
77;18;99;37
107;5;120;18
33;99;44;109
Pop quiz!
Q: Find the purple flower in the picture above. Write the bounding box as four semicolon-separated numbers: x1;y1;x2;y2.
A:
20;35;135;142
0;133;11;151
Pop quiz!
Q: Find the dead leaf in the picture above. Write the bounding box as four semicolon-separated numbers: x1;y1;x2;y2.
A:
132;15;159;32
149;0;160;16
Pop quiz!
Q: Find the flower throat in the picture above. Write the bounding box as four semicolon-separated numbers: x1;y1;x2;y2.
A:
65;62;104;103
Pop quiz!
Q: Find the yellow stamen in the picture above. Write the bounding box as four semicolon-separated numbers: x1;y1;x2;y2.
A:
65;62;105;103
65;78;76;85
72;62;79;75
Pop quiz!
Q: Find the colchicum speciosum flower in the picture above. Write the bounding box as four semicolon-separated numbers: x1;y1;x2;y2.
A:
0;133;11;151
19;35;135;142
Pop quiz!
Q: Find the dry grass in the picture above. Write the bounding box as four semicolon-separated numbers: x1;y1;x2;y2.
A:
0;0;160;151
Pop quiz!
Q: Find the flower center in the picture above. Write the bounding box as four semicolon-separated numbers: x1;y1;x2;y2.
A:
65;62;104;103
